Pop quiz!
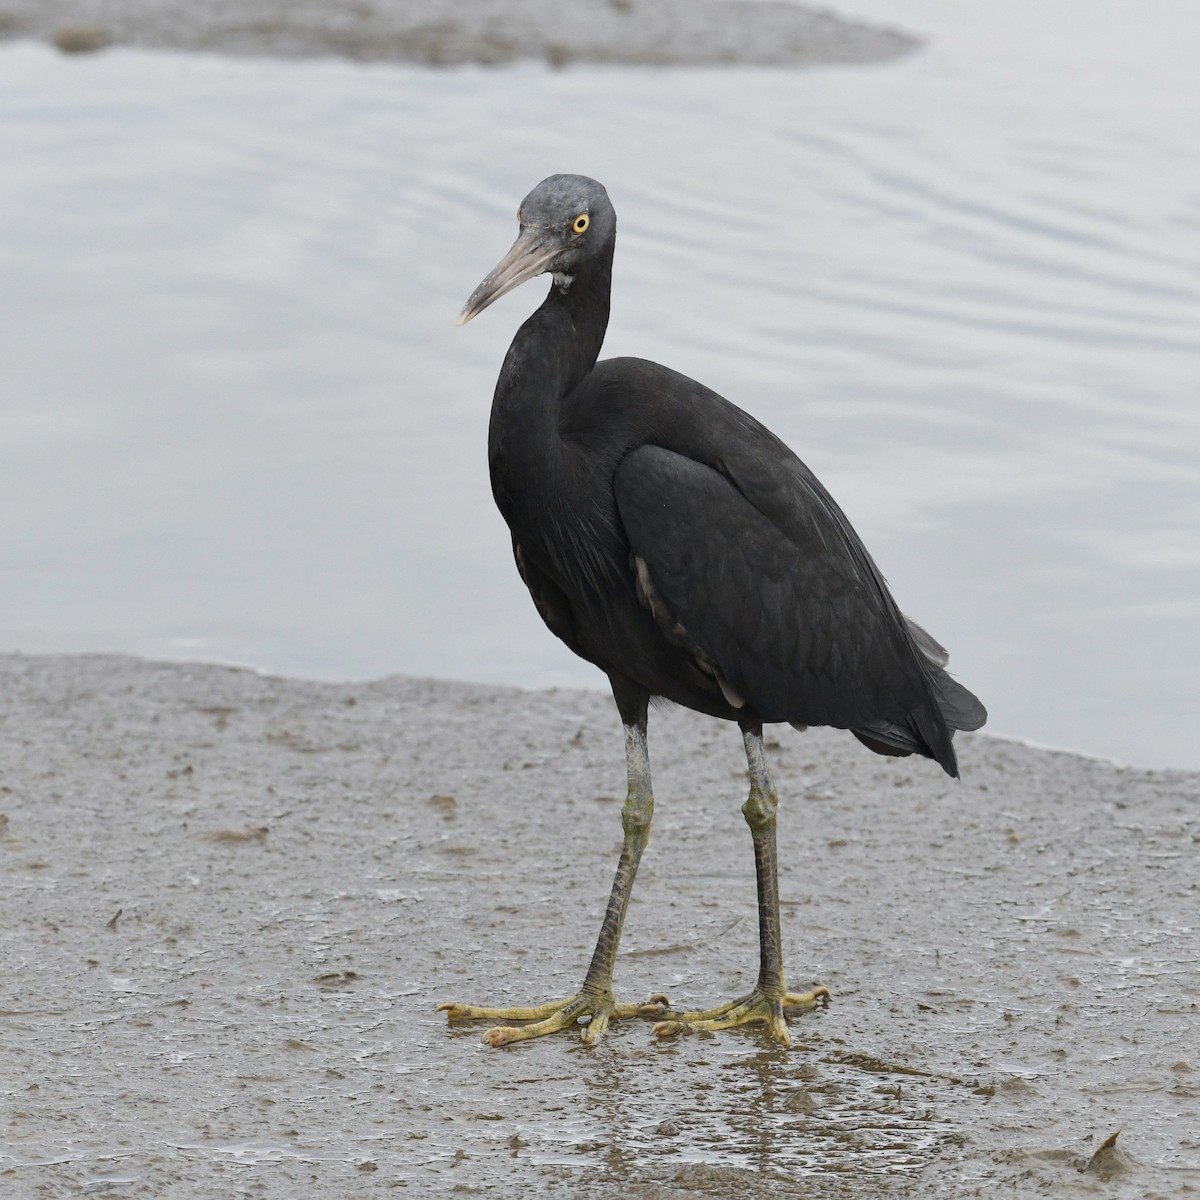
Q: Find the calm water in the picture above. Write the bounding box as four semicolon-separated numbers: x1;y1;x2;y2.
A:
1;1;1198;768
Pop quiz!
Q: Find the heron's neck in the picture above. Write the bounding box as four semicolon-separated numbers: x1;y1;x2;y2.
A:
535;256;612;395
490;256;612;446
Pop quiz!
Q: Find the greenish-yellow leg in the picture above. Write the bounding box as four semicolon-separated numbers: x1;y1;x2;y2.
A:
653;722;830;1047
437;717;667;1045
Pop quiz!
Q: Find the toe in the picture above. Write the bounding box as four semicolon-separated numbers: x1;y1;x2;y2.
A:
581;1009;610;1045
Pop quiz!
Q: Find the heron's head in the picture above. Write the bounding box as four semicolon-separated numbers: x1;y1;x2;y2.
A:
457;175;616;326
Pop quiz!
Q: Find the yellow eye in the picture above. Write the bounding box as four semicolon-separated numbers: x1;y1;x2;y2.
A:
572;213;590;235
517;207;522;223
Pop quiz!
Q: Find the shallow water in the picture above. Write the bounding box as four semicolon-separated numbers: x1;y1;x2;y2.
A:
1;0;1199;768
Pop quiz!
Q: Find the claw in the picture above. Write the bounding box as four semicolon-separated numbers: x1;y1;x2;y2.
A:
435;1002;474;1020
616;992;670;1019
483;1025;520;1047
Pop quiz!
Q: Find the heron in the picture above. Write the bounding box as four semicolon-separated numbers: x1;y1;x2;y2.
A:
438;174;985;1048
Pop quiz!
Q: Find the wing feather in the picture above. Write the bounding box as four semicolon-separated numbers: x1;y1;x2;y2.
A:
613;443;970;770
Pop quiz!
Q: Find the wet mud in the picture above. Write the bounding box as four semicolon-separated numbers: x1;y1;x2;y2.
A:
0;0;918;67
1;654;1196;1197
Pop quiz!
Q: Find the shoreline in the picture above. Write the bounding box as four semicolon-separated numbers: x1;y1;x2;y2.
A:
0;647;1167;774
0;0;920;68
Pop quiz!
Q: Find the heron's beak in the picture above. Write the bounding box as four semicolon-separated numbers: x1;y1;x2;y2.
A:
457;230;560;326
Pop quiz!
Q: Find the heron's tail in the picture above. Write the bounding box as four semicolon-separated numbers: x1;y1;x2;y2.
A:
929;669;988;733
849;615;987;777
905;614;987;733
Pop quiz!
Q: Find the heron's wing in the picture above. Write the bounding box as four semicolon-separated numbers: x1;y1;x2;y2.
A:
613;443;979;768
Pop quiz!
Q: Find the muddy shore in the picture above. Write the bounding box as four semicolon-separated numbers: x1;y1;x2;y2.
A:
2;653;1196;1197
0;0;918;66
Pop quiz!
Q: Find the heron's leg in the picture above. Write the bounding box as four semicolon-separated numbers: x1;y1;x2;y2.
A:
654;723;829;1047
437;712;667;1046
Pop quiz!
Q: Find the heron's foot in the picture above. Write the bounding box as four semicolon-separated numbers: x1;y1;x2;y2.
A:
653;983;830;1048
437;990;669;1047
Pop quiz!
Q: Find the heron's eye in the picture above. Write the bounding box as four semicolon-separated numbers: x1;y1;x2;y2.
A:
517;207;522;223
572;213;590;235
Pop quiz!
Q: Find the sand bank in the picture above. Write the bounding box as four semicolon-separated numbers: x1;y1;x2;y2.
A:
0;0;918;66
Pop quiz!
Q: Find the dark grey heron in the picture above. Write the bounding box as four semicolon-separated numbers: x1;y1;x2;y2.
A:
438;175;985;1047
